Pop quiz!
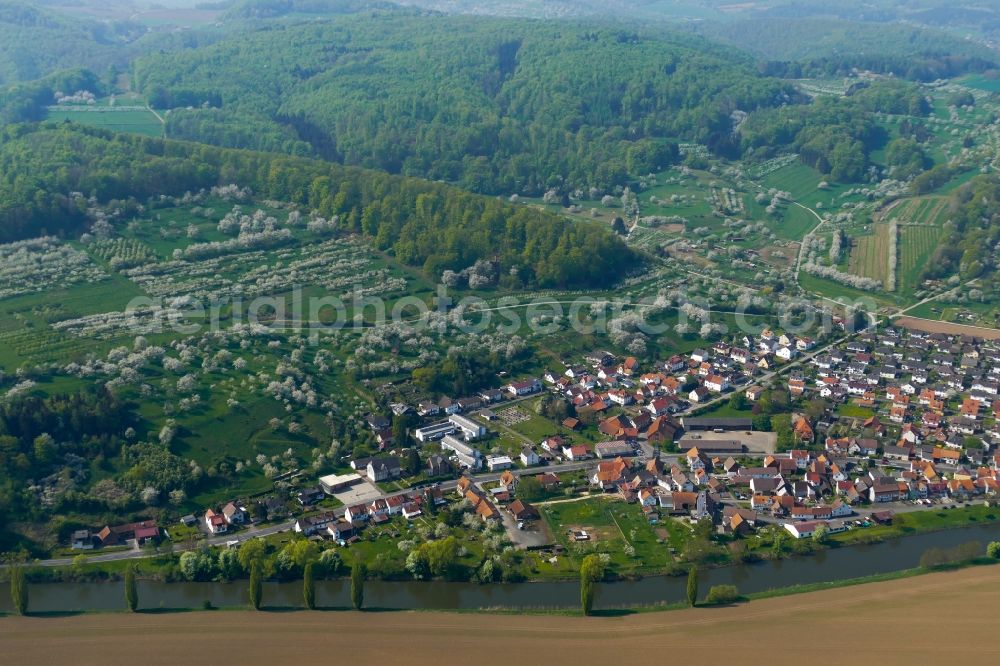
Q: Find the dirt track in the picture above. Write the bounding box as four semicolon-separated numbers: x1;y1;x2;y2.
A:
895;315;1000;340
3;566;1000;664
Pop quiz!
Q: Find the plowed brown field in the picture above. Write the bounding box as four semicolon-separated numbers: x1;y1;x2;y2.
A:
3;565;1000;664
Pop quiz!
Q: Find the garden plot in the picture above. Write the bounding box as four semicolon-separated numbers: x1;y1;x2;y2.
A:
497;407;531;426
541;497;671;574
709;187;745;217
760;243;798;269
0;237;109;300
627;225;678;252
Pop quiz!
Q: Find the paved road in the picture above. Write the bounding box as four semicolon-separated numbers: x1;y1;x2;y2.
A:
37;520;295;568
25;459;598;568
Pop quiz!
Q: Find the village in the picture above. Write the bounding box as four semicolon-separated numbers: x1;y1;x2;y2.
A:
65;321;1000;578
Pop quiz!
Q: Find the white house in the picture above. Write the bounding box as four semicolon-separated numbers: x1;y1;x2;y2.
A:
486;455;513;472
507;378;542;396
205;509;228;535
345;504;369;523
520;447;540;467
783;520;826;539
705;374;729;393
222;502;246;526
776;346;796;361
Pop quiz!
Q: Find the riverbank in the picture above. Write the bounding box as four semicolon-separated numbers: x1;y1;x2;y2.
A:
3;555;997;618
29;501;1000;586
6;518;1000;614
4;566;1000;664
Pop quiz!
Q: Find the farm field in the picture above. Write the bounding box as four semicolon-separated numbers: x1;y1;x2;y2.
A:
4;566;1000;663
959;73;1000;92
897;225;943;294
894;316;1000;339
45;108;164;137
759;162;822;201
0;272;147;367
879;196;950;227
797;272;901;309
848;223;893;287
758;162;851;204
773;202;819;240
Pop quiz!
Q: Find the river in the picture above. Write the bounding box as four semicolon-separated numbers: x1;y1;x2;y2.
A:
4;521;999;613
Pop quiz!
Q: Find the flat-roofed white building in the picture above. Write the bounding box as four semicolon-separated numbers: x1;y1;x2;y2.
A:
448;413;486;440
441;435;482;470
486;455;513;472
414;420;457;442
319;472;363;494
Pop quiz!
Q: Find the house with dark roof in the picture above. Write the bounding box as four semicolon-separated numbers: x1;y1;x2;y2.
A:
367;456;402;482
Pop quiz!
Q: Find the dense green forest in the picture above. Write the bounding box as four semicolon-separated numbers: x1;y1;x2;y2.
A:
739;80;930;182
0;68;105;124
0;1;141;85
133;13;799;194
701;18;995;81
0;123;637;287
223;0;396;19
0;387;137;547
0;1;226;87
925;175;1000;288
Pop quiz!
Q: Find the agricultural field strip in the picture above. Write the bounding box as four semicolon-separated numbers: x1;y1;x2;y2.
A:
46;105;152;112
898;226;943;292
848;223;892;286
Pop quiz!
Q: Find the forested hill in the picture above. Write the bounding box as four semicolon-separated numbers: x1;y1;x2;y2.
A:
927;175;1000;292
0;123;637;288
223;0;398;20
0;0;226;88
699;17;996;81
132;13;800;195
0;1;143;85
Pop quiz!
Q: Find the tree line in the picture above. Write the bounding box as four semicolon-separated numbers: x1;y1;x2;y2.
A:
0;123;638;288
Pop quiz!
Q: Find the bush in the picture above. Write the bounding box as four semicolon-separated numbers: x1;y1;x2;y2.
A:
920;540;983;568
580;554;606;617
705;584;740;605
987;541;1000;559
